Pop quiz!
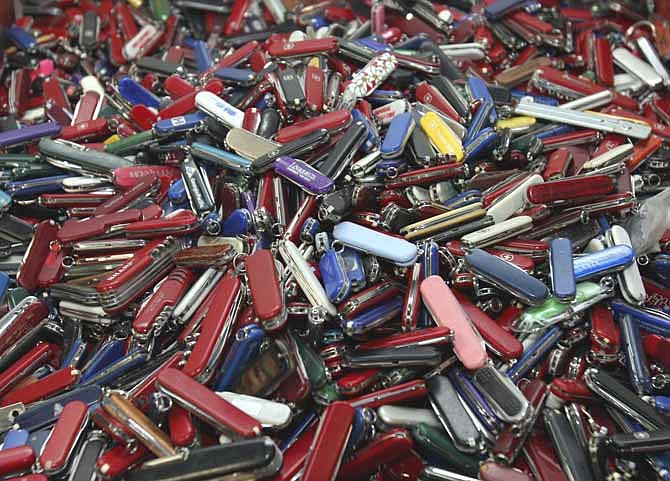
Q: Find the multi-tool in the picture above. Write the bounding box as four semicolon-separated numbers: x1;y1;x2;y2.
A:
245;248;287;331
427;375;482;454
340;428;414;480
195;91;245;129
181;272;245;383
233;336;296;398
332;221;418;267
349;378;428;409
100;390;176;458
419;111;464;162
338;281;401;320
338;52;398;109
421;275;487;370
464;249;549;306
610;300;670;336
300;401;355;481
127;438;282;481
585;367;669;430
381;112;415;159
0;122;62;149
605;225;647;305
343;297;403;338
461;215;533;250
39;139;134;179
278;240;336;317
274;156;334;195
251;129;330;174
191;142;252;173
320;247;353;304
344;345;442;368
37;400;89;476
275;110;351;144
446;370;499;441
316;122;368;180
216;391;291;430
620;312;653;395
549;238;576;303
225;128;279;161
0;297;49;358
377;405;441;430
612;47;664;90
453;291;522;360
96;237;180;314
0;342;60;399
132;267;193;344
157;367;262;438
572;245;635;281
526;175;614;206
514;100;652;139
401;203;486;241
492;379;548;465
3;3;670;481
544;408;595;481
412;424;480;477
214;324;265;391
401;262;422;330
415;81;464;124
515;280;614;332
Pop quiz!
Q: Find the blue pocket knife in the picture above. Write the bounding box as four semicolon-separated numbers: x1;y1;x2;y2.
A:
213;324;265;392
550;237;576;303
464;248;549;306
380;112;415;159
319;248;352;304
573;245;634;281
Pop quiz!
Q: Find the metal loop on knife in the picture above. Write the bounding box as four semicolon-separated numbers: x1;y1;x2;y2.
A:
643;173;661;187
580;210;591;224
271;222;285;238
205;219;221;236
599;276;616;292
232;252;247;274
625;20;657;42
151;392;173;413
652;374;670;390
331;240;345;254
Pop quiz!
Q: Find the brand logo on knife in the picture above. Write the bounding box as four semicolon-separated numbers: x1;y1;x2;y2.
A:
287;162;317;181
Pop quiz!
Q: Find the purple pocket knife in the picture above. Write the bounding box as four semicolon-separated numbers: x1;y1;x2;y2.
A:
0;121;61;148
274;156;334;195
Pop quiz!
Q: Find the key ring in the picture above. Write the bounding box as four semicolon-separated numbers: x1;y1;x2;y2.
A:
232;252;247;274
625;20;657;43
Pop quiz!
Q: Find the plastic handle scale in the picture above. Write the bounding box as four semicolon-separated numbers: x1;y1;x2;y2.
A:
274;156;334;195
118;77;161;109
381;112;415;158
464;249;550;306
157;368;262;437
39;138;134;173
549;238;576;301
195;91;244;129
514;101;652;139
0;122;61;148
332;221;418;267
611;300;670;336
420;275;487;370
573;245;634;281
301;401;355;481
